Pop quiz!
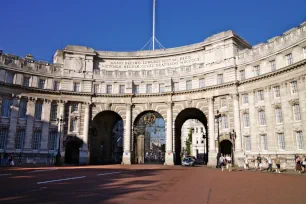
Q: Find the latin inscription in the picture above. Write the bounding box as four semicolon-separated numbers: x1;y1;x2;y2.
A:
100;54;202;69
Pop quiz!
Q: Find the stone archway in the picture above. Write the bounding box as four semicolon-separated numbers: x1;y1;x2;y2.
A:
174;108;208;165
220;139;233;156
132;111;166;164
90;111;124;164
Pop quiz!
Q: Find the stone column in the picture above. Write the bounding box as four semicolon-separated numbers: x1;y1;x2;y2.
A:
6;97;20;151
57;101;65;156
40;99;51;152
207;97;217;167
232;94;242;151
165;102;174;165
80;102;90;164
122;103;132;165
24;97;36;152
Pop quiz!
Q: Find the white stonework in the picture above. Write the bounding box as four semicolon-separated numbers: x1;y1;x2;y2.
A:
0;20;306;168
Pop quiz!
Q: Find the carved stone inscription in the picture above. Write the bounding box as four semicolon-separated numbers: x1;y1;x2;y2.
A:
100;53;202;69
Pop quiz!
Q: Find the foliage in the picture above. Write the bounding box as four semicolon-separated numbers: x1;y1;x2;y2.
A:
185;128;193;156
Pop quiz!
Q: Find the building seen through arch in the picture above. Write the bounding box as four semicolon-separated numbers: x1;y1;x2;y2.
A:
0;20;306;168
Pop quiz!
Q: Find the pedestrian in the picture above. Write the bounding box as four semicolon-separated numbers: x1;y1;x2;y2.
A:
295;156;302;174
266;155;273;172
301;155;306;172
244;155;249;170
275;155;281;173
294;154;297;171
257;154;262;171
219;154;225;171
226;155;232;172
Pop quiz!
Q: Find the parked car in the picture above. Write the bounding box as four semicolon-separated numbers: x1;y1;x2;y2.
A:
182;157;195;166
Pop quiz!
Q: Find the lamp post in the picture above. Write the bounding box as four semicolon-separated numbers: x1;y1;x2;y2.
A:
214;110;222;168
55;115;64;166
202;133;207;164
230;129;236;165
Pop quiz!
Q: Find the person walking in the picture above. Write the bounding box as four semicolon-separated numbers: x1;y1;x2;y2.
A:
244;155;249;170
266;155;273;172
301;155;306;172
275;155;281;173
219;154;225;171
296;156;302;174
226;155;232;172
256;154;262;171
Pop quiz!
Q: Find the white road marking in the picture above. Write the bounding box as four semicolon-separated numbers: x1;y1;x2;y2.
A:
97;172;121;176
0;173;12;177
28;168;58;173
37;176;86;185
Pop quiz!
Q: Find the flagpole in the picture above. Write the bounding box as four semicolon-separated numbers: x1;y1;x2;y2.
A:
152;0;156;50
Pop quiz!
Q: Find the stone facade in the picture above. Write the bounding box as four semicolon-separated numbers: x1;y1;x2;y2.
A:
0;21;306;168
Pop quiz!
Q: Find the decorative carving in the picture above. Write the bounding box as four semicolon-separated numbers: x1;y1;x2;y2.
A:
144;113;156;125
74;58;84;73
288;99;299;105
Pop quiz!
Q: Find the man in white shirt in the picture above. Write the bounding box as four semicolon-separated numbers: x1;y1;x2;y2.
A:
266;155;272;172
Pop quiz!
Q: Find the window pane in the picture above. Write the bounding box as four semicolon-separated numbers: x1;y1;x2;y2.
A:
32;130;42;150
217;74;223;84
146;84;152;93
274;86;280;98
0;128;8;149
242;94;248;104
270;60;276;71
73;83;80;92
174;82;179;91
134;85;139;94
159;84;165;93
119;85;125;94
106;85;112;94
1;99;11;117
50;103;58;121
186;80;192;90
296;131;304;150
257;90;264;101
199;78;205;88
15;129;25;150
286;53;293;65
261;135;268;151
293;104;301;121
290;81;297;94
6;72;14;84
245;136;251;151
54;81;60;90
48;130;57;150
19;100;27;119
254;65;260;76
243;113;250;127
278;133;285;150
240;70;245;80
275;108;283;123
71;103;78;112
23;76;30;87
35;103;42;120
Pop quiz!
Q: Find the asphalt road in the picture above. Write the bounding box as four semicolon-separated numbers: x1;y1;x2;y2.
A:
0;165;305;204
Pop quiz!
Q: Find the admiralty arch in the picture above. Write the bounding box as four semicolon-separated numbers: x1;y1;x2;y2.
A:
0;21;306;168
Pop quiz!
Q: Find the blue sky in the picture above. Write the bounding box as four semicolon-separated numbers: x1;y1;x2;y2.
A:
0;0;305;61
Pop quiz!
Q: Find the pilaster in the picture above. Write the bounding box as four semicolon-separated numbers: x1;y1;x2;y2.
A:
165;102;174;165
6;96;20;151
80;102;90;164
122;103;132;165
207;97;217;167
40;99;51;152
24;97;36;152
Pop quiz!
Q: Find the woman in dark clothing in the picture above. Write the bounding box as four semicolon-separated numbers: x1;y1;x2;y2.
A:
296;156;302;174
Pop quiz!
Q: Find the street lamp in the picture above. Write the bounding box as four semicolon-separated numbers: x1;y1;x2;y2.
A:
229;129;236;165
214;110;222;168
55;115;64;166
202;133;207;164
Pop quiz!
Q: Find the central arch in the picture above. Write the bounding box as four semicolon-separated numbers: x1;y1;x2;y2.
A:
90;111;124;164
132;111;166;164
174;108;208;165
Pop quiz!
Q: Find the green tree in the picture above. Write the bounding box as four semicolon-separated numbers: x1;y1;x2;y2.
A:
185;128;193;156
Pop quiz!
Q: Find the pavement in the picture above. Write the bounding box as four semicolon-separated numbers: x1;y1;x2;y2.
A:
0;165;305;204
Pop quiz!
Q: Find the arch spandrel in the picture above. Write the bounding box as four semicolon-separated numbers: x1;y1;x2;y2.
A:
132;103;167;124
91;103;126;121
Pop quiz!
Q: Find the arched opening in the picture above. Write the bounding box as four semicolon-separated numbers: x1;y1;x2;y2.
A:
220;140;232;157
64;136;83;165
174;108;208;165
133;111;165;164
90;111;124;165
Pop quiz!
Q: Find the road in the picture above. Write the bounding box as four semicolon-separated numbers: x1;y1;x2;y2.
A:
0;165;305;204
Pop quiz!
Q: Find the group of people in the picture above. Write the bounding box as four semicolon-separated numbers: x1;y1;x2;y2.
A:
243;154;281;173
294;155;306;174
219;154;232;172
0;153;16;167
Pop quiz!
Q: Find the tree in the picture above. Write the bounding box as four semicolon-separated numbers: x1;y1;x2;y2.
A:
185;128;193;156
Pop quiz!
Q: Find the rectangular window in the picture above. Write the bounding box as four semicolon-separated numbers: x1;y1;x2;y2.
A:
146;84;152;93
0;128;8;149
275;108;283;123
261;135;268;151
254;65;260;76
186;80;192;90
245;136;251;151
1;99;11;117
243;113;250;128
73;82;80;92
293;104;301;121
106;85;112;94
257;90;264;101
35;102;43;120
32;130;42;151
50;103;58;121
159;83;165;93
199;78;205;88
242;94;248;104
53;81;60;90
38;79;45;89
134;85;139;94
273;86;280;98
23;76;30;87
258;110;266;126
195;128;198;133
270;60;276;72
174;82;179;91
70;119;77;132
220;98;227;107
119;85;125;94
240;70;245;80
290;81;298;94
19;99;27;119
303;47;306;59
221;115;228;129
5;72;14;84
217;74;224;84
278;133;285;150
48;130;57;150
296;131;304;150
71;103;78;113
286;53;293;65
93;84;99;94
201;127;203;133
15;129;25;150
